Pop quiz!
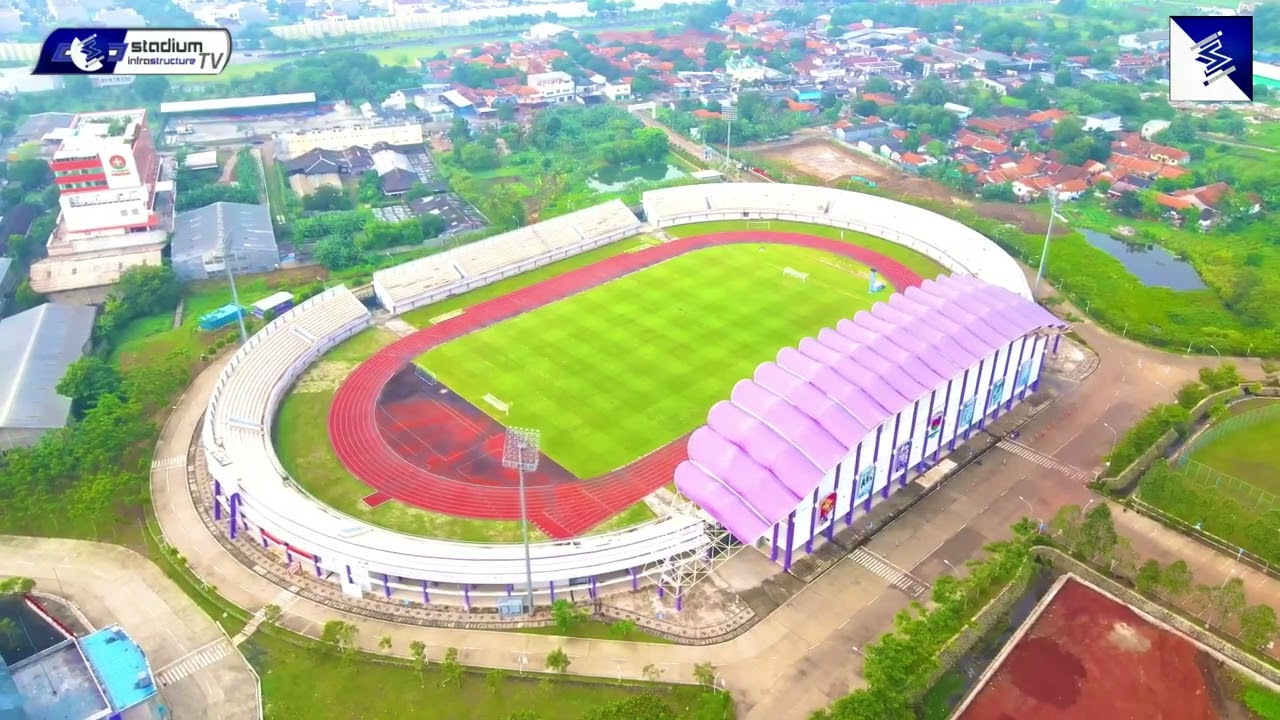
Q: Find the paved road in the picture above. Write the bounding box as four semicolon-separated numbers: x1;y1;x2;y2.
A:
635;113;768;182
149;278;1280;719
0;536;260;720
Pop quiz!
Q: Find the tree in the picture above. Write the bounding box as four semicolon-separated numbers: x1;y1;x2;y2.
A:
440;647;463;686
485;668;506;694
1238;604;1278;650
607;618;636;640
0;577;35;595
1050;504;1085;549
640;663;664;682
302;185;351;212
1159;560;1194;600
409;640;428;685
261;603;282;626
320;620;359;658
419;212;446;241
0;618;18;646
1209;577;1248;628
7;158;52;189
1108;537;1141;580
377;634;392;652
545;647;572;673
314;236;363;270
505;712;540;720
551;598;587;633
1134;559;1162;595
692;661;717;688
578;695;678;720
56;356;122;418
1077;504;1119;562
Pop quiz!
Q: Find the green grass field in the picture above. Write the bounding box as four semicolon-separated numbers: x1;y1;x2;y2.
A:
417;243;893;477
1185;402;1280;497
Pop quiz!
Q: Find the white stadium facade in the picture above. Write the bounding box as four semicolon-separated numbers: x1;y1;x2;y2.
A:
200;184;1066;610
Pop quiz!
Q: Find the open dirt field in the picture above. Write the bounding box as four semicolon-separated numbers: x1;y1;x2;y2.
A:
957;579;1255;720
756;137;1056;236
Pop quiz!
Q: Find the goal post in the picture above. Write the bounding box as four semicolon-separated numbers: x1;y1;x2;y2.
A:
745;220;772;230
782;267;809;283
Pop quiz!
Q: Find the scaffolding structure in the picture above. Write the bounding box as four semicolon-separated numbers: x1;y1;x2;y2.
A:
639;493;747;611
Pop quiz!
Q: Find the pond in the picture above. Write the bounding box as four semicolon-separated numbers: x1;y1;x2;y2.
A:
1078;229;1207;291
587;163;686;193
0;595;67;665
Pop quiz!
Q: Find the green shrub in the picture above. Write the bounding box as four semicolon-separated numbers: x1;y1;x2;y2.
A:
1175;382;1207;410
1105;403;1191;473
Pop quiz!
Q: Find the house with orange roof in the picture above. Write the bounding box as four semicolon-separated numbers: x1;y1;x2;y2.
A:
693;109;723;120
861;92;897;107
1027;109;1068;124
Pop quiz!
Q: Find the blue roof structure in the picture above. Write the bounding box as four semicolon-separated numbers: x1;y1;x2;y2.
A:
0;653;25;720
9;641;108;720
78;627;156;713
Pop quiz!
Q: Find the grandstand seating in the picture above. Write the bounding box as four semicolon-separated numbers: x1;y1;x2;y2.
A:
372;199;642;314
201;282;709;604
642;184;1032;299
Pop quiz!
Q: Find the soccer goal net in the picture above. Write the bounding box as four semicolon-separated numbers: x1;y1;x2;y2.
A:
745;220;772;230
414;366;437;386
783;267;809;283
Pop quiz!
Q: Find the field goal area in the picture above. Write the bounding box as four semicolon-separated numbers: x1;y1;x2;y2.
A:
414;365;437;386
745;220;772;230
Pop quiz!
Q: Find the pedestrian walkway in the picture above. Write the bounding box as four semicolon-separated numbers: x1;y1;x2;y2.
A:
154;638;236;687
849;548;929;598
996;440;1092;481
232;585;297;646
150;456;184;471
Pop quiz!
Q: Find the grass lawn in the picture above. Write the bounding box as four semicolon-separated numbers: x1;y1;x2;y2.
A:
417;243;892;477
247;633;730;720
664;219;949;282
516;619;674;645
1186;402;1280;497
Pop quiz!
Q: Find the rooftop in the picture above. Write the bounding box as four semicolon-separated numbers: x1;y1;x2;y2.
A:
78;627;156;712
171;201;276;266
0;303;96;432
54;109;146;160
10;640;110;720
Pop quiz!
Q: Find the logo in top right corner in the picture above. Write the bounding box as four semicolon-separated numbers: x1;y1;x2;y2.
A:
1169;15;1254;102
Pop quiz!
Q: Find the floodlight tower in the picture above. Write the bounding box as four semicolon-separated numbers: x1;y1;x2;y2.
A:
502;427;540;614
1033;188;1065;299
721;104;738;176
218;204;249;344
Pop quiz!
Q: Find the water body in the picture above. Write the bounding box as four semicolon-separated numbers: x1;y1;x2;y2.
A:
1079;229;1207;291
0;595;66;665
587;163;685;192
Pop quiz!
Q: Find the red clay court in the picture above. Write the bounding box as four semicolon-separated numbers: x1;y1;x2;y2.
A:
328;231;924;539
958;578;1236;720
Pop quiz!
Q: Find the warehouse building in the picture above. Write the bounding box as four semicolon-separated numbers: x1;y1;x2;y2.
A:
170;202;279;282
0;303;97;450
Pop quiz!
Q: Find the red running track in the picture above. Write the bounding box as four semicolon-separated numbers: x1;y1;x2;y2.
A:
328;231;926;538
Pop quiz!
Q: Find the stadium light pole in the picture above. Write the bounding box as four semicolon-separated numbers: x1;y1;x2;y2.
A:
1033;189;1064;300
721;104;738;176
503;428;540;614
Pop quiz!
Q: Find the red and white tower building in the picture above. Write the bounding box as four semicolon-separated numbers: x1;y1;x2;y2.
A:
31;109;169;302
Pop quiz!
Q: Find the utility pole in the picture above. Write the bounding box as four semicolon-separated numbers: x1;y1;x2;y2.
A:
503;428;540;614
721;104;738;177
1033;188;1064;299
218;204;249;344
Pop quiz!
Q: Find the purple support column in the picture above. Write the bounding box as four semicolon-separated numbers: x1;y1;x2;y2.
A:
285;548;293;564
675;591;683;612
967;358;988;439
1031;337;1046;392
845;445;863;525
260;530;269;549
826;462;842;541
589;577;597;600
548;581;555;603
998;341;1016;409
657;585;665;599
978;354;1000;429
782;514;796;571
382;573;392;599
228;494;239;539
920;390;937;471
770;523;780;561
506;584;513;596
463;584;471;611
805;487;819;552
883;415;902;499
313;555;322;578
213;480;222;520
421;580;430;603
630;567;639;590
901;399;920;486
949;370;969;451
1053;334;1061;354
345;565;353;584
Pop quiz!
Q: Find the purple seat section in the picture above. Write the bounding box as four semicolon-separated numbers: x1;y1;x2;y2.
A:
730;380;847;470
753;363;871;447
677;273;1071;544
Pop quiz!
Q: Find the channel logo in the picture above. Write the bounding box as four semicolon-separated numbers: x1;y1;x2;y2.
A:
32;28;232;76
1169;16;1254;102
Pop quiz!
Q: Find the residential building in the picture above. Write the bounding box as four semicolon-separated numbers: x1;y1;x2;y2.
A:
28;108;168;303
724;56;768;83
603;82;632;102
1117;31;1168;52
170;201;279;282
0;303;97;450
525;21;575;42
526;71;576;103
1140;119;1171;140
1082;111;1123;133
370;149;420;195
277;123;424;158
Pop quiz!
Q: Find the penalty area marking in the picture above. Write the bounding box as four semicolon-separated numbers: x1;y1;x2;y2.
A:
429;309;465;324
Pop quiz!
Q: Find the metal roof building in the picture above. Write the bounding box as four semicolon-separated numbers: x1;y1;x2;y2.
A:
170;202;279;282
159;92;318;116
0;303;97;451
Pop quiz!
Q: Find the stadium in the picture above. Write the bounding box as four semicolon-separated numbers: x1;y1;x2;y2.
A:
198;183;1067;610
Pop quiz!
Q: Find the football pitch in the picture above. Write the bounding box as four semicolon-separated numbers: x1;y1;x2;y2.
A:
417;243;893;478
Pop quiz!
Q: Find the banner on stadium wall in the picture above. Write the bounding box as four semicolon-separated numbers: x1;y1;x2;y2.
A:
958;397;977;429
988;378;1007;409
855;464;876;502
818;492;838;521
892;441;911;474
926;411;944;439
1015;359;1033;390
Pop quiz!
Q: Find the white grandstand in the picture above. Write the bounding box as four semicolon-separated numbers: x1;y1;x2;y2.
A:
373;199;643;314
201;184;1039;609
641;183;1030;299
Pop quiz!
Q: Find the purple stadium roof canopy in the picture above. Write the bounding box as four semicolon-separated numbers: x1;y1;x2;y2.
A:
674;274;1068;544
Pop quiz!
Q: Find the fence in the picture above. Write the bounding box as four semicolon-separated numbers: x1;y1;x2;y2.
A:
1172;460;1280;514
1175;402;1280;467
